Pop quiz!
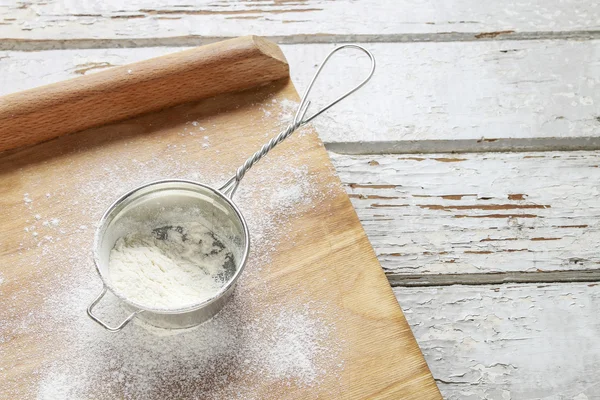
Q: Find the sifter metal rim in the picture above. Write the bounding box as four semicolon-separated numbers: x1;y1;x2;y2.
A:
92;179;251;315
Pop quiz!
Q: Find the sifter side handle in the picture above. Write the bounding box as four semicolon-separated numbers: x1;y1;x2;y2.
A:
87;286;143;332
219;44;376;199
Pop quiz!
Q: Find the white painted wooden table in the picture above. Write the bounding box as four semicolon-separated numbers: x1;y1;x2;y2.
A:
2;1;599;398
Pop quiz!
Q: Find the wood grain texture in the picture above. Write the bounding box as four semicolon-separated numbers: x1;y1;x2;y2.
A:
396;283;600;400
2;40;599;149
0;36;288;152
332;151;600;276
0;44;440;398
0;0;598;43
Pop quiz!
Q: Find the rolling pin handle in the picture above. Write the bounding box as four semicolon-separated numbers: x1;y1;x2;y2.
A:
87;286;142;332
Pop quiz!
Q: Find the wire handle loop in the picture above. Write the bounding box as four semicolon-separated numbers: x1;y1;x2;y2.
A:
219;45;375;199
87;286;143;332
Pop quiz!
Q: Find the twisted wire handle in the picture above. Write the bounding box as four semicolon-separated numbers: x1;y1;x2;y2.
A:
220;44;375;198
236;104;308;181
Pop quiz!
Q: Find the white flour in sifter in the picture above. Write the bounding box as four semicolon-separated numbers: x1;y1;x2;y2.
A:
108;223;235;309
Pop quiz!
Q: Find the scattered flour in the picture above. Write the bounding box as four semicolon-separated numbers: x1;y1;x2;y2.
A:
108;224;234;309
183;121;206;137
42;218;60;227
201;135;210;149
274;98;299;125
35;295;338;400
1;95;344;399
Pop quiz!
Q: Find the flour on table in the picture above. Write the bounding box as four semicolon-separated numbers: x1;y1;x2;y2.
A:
201;135;210;149
42;218;60;227
108;223;235;309
2;97;345;399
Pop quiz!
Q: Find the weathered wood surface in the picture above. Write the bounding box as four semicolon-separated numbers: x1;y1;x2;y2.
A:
0;0;599;45
332;151;600;277
2;40;600;148
3;1;600;397
288;41;600;151
396;283;600;400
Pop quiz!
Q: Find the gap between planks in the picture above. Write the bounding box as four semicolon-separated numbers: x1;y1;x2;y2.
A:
387;269;600;287
326;137;600;155
1;31;600;51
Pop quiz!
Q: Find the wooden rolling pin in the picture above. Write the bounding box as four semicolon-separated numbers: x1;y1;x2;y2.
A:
0;36;289;153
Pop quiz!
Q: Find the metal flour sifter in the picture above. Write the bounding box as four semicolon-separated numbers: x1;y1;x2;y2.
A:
87;45;375;331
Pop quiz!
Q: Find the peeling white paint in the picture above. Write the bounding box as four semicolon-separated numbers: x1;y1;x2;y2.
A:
285;41;600;144
396;284;600;399
332;151;600;275
574;394;589;400
0;0;598;40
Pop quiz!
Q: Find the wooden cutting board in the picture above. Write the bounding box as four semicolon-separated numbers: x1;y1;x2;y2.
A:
0;36;441;399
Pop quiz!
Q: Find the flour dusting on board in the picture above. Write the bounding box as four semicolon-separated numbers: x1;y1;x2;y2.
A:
35;293;338;399
0;97;345;399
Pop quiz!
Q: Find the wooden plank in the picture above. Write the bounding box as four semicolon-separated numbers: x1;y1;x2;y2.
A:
2;40;600;148
288;41;600;148
331;151;600;276
395;283;600;399
0;0;598;43
0;47;439;398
